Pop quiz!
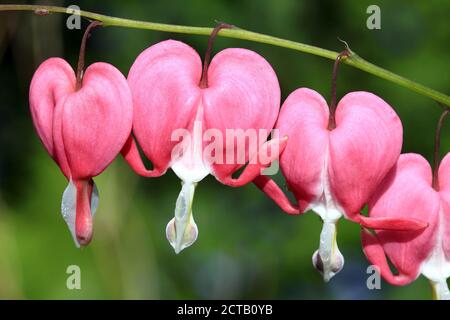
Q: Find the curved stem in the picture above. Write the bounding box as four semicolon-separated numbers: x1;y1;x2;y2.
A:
0;4;449;106
76;21;101;90
328;50;350;130
432;108;450;190
199;23;233;88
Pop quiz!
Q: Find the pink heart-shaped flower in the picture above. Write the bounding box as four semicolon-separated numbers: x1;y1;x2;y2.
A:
255;88;425;281
276;88;403;219
362;153;450;299
29;57;133;247
123;40;286;253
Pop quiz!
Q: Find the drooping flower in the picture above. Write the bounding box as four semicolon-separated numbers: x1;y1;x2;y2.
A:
122;32;286;253
29;22;133;247
362;110;450;300
255;87;426;281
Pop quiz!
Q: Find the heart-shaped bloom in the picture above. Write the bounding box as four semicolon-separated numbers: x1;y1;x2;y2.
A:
255;88;425;281
29;57;133;247
122;39;286;253
362;153;450;299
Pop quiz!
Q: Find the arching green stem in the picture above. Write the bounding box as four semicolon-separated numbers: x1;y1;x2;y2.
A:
0;4;449;106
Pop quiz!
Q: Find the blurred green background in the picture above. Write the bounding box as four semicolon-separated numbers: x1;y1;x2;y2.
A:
0;0;448;299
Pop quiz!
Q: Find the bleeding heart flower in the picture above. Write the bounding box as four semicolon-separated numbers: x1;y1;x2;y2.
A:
255;87;426;281
29;22;133;247
362;117;449;299
122;32;286;253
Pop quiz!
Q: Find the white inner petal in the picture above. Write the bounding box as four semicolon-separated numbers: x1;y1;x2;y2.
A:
171;154;210;183
308;145;343;221
421;240;450;282
312;219;345;282
171;103;211;183
168;104;208;253
166;181;198;254
430;279;450;300
420;206;450;295
307;144;345;281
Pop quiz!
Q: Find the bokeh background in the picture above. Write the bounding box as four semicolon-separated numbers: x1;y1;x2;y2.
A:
0;0;448;299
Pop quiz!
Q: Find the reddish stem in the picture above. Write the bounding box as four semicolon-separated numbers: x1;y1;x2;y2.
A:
76;21;102;90
328;50;350;130
432;108;450;190
199;22;234;88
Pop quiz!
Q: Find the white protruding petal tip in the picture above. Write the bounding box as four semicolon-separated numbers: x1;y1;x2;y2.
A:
61;180;80;248
312;219;344;282
312;249;344;282
166;216;198;254
90;181;99;217
166;181;199;254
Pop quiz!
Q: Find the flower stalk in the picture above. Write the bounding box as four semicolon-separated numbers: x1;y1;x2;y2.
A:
0;4;449;106
328;50;350;130
199;22;234;88
76;21;102;90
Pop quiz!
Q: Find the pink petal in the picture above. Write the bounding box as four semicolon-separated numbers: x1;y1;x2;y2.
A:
253;175;300;215
217;136;288;187
329;92;403;219
358;216;428;231
368;153;440;280
205;48;281;182
120;135;167;177
361;228;417;285
439;152;450;259
29;57;76;177
127;40;202;174
275;88;329;212
440;152;450;192
62;62;133;179
52;97;72;178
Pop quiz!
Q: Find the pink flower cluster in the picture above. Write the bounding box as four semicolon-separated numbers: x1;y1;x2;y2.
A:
29;25;449;299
